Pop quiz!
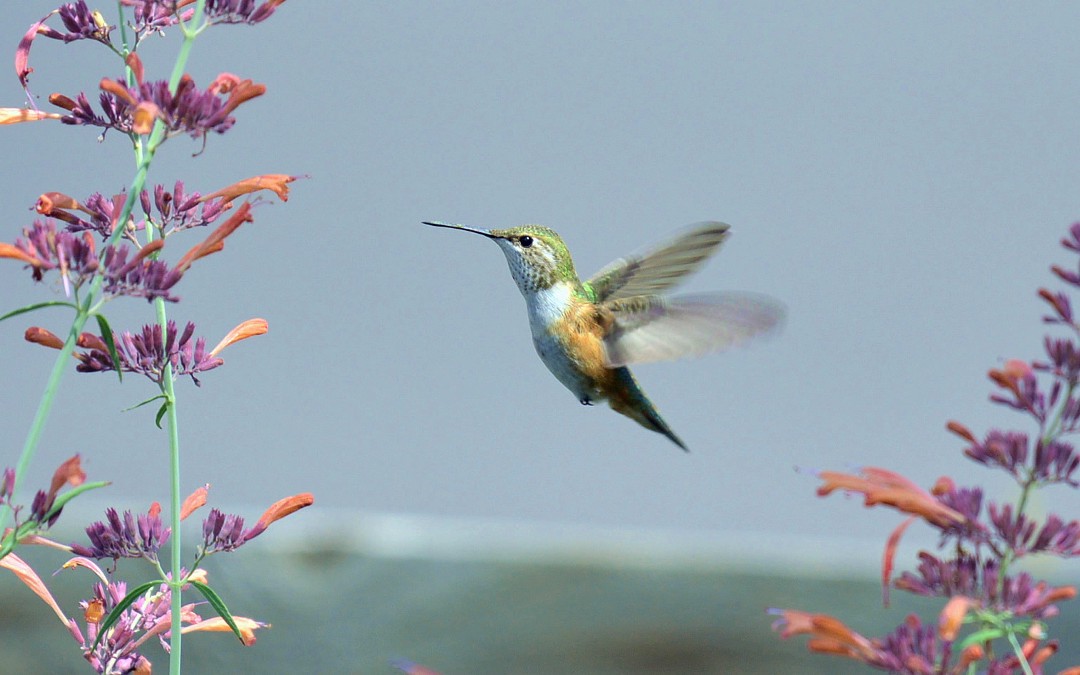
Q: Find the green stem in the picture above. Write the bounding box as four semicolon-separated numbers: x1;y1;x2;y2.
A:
0;307;92;534
159;300;183;674
161;8;208;675
1041;380;1075;445
1006;627;1035;675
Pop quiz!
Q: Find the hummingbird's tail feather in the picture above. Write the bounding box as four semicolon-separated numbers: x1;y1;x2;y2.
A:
607;367;688;452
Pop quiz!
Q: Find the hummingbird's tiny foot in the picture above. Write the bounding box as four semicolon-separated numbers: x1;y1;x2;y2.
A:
579;397;593;406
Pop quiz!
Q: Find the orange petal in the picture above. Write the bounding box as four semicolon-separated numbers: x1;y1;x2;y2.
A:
48;93;77;111
47;454;85;499
200;174;297;204
125;52;144;86
61;556;109;584
209;318;268;357
937;596;972;641
806;638;863;660
25;327;64;350
132;656;152;675
956;644;984;670
132;101;160;135
254;492;314;531
0;242;41;266
945;420;976;443
181;616;267;646
0;108;62;124
16;10;59;87
19;534;73;552
1;553;69;625
99;78;137;106
1044;584;1077;603
180;485;209;521
176;202;253;271
36;191;82;215
882;516;916;607
220;79;266;115
209;72;242;94
1002;359;1033;378
1031;643;1058;665
77;332;109;352
84;598;105;624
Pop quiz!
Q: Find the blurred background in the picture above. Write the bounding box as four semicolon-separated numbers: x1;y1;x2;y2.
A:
1;2;1079;672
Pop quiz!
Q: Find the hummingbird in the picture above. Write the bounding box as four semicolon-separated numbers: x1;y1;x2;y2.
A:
425;221;783;451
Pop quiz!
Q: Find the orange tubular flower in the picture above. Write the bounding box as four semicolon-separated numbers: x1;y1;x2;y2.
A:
0;108;62;124
770;609;883;665
182;616;268;646
815;467;965;528
180;485;210;520
200;174;297;204
209;318;268;358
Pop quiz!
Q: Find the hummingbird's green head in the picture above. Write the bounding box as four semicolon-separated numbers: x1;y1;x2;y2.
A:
424;222;579;295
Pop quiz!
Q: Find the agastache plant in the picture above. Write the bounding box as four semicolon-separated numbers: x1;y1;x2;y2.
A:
0;2;311;673
771;225;1080;674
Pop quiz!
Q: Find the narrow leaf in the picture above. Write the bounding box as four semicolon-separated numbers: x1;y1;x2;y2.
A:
155;402;168;429
93;313;122;383
0;301;77;323
189;580;244;643
42;480;111;521
957;627;1007;650
122;394;166;413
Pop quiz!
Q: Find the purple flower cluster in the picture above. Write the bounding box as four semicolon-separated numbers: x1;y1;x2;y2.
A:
124;0;191;38
6;220;182;301
100;244;183;302
141;181;230;236
774;222;1080;673
42;191;127;238
71;506;170;563
0;456;85;542
50;70;265;142
36;1;112;45
73;578;197;675
896;552;1072;620
201;508;256;554
198;493;315;556
873;615;949;673
990;505;1080;557
25;1;286;73
76;320;223;384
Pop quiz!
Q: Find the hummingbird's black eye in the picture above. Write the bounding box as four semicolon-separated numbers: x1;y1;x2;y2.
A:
519;235;533;248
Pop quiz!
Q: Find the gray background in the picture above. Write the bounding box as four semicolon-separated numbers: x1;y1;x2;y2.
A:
1;2;1079;671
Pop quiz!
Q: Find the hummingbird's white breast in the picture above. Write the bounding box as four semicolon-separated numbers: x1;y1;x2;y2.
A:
523;282;600;404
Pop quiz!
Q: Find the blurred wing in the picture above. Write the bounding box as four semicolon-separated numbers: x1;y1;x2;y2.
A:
602;292;784;367
585;222;730;303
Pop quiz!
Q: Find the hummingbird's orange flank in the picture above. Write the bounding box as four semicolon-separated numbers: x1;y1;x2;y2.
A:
425;221;784;451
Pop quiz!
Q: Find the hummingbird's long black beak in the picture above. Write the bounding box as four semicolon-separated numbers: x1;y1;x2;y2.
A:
423;221;496;238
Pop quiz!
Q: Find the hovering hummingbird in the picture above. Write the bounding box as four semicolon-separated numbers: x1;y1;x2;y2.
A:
425;221;783;451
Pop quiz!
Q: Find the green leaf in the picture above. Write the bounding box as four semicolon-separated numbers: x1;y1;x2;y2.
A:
41;480;111;522
0;300;77;323
957;627;1007;650
189;579;244;643
93;313;123;383
155;402;168;429
91;580;163;652
122;394;166;413
42;480;110;517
